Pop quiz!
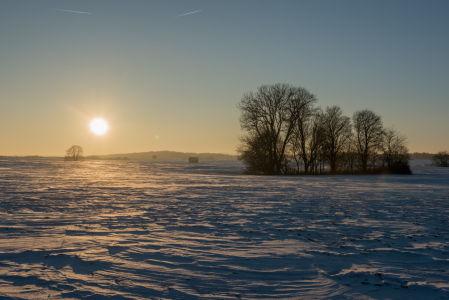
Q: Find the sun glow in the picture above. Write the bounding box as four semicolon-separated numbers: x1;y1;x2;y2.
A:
90;118;109;135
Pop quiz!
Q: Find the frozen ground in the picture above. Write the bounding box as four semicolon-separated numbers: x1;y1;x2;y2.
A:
0;158;448;300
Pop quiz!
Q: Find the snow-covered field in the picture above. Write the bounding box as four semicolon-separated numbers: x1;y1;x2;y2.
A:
0;158;448;300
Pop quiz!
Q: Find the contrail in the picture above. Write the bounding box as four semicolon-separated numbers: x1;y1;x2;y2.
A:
172;10;201;18
52;9;91;14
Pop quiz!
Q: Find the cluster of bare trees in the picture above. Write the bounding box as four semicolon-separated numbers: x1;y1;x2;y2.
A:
237;84;411;175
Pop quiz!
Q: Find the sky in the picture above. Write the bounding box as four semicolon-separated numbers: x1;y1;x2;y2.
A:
1;0;448;156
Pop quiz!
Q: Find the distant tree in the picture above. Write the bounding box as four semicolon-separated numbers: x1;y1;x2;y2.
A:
65;145;83;161
432;151;449;167
320;106;353;174
382;128;411;174
237;83;317;174
353;109;384;173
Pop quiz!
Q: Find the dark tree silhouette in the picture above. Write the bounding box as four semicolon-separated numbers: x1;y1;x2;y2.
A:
65;145;83;161
237;84;317;174
290;109;324;174
353;109;384;173
432;151;449;167
382;128;411;173
320;106;352;174
236;84;411;175
237;131;272;174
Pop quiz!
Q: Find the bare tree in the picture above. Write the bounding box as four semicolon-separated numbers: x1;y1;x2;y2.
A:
291;108;324;174
382;128;411;173
237;84;317;175
340;138;358;173
432;151;449;167
353;109;384;173
320;106;352;174
65;145;83;161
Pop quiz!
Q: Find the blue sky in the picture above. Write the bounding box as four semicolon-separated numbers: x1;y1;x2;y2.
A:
1;0;448;155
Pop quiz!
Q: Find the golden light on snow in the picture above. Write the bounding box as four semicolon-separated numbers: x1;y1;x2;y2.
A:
90;118;109;135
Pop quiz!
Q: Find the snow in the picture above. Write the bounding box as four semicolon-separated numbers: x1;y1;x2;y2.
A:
0;158;448;299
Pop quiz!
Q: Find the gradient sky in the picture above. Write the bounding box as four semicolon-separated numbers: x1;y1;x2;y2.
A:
1;0;448;156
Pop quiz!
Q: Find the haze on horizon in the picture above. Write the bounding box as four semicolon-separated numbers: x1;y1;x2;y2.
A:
1;0;448;156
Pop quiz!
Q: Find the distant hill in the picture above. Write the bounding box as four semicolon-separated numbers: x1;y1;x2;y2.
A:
84;151;237;161
410;152;434;160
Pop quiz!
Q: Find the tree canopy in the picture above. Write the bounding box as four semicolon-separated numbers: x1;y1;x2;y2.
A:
237;83;317;175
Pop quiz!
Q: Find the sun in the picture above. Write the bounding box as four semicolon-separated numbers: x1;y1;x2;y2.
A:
90;118;109;135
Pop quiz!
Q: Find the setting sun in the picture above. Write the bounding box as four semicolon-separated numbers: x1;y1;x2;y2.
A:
90;118;109;135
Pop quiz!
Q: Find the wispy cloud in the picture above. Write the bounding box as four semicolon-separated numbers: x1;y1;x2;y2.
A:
52;9;91;15
171;10;201;18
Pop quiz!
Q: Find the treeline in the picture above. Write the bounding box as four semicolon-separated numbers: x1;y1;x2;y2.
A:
84;156;130;160
410;152;435;160
237;84;411;175
89;151;237;161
